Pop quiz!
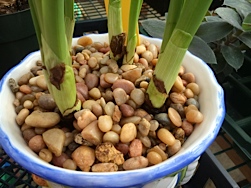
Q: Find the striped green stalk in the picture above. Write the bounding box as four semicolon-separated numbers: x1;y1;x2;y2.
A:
160;0;184;54
28;0;81;116
123;0;143;64
108;0;123;42
107;0;124;60
147;0;213;108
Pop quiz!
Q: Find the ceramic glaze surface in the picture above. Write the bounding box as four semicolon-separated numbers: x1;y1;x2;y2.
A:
0;34;225;187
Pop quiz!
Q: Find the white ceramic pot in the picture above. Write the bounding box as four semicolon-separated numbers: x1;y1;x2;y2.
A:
0;34;225;188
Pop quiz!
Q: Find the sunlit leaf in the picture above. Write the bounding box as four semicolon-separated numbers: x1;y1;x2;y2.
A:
196;21;233;43
215;7;243;30
140;19;166;39
237;32;251;48
223;0;251;18
189;36;217;64
221;45;244;71
242;13;251;31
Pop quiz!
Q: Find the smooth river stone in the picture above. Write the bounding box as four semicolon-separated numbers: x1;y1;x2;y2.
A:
25;111;60;128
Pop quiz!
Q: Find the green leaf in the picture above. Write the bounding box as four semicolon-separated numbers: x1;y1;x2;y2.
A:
221;45;244;71
237;32;251;48
205;15;224;22
223;0;251;18
242;13;251;31
196;21;233;43
211;53;233;77
189;36;217;64
210;52;227;74
215;7;243;30
140;19;166;39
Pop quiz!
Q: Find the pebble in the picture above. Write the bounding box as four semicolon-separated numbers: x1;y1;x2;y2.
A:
25;111;60;128
147;151;162;165
104;102;115;116
120;123;137;143
186;110;204;124
89;87;101;100
84;73;99;90
113;88;128;105
102;131;120;144
100;74;112;88
141;50;153;63
120;116;141;125
119;104;134;117
122;68;142;83
42;128;65;157
120;65;137;72
112;105;122;122
157;128;176;146
129;139;143;157
147;44;158;59
20;94;35;105
23;100;34;109
76;82;89;99
112;79;135;94
136;45;146;55
77;109;97;129
130;88;145;106
16;108;30;126
173;76;184;93
186;83;200;95
81;120;103;145
182;72;195;83
123;156;148;170
36;75;47;90
148;146;167;161
104;73;119;84
18;72;33;85
154;113;172;127
19;85;32;94
72;146;95;172
169;92;187;105
88;57;98;69
186;98;200;109
77;36;93;47
92;163;118;172
108;60;119;73
79;67;87;78
138;118;151;136
92;103;103;117
98;115;113;132
168;107;182;127
38;94;56;110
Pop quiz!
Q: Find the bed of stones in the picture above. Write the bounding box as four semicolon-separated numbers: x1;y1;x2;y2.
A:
9;36;203;178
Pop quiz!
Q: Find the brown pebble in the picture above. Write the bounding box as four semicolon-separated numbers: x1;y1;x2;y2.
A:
120;104;134;117
168;107;182;127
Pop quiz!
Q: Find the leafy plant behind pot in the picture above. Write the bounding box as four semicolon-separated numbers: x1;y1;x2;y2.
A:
141;0;251;81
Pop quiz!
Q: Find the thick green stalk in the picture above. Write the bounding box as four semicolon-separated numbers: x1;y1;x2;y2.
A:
64;0;75;50
160;0;184;54
147;0;213;108
123;0;143;64
108;0;123;42
107;0;124;60
28;0;81;116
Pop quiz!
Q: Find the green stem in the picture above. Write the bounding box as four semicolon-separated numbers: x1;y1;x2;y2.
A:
160;0;184;54
123;0;143;64
28;0;81;116
108;0;123;42
147;0;213;108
